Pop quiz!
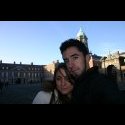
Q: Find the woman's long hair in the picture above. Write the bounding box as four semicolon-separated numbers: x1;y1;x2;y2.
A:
50;63;74;104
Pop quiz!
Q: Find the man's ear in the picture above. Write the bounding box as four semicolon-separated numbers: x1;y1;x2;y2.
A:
86;54;93;69
89;55;93;68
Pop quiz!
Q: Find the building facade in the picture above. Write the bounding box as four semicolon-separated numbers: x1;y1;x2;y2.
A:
43;60;59;81
0;61;44;84
101;51;125;84
0;60;60;85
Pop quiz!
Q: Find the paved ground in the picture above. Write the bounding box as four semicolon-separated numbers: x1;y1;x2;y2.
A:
118;82;125;91
0;83;42;104
1;82;125;104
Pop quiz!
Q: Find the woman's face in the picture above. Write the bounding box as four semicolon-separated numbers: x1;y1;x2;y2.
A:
56;68;73;95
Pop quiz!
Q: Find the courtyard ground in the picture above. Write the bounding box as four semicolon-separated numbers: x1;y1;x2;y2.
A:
0;83;42;104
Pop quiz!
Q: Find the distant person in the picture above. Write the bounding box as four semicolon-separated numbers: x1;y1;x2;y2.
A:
60;38;121;104
32;63;74;104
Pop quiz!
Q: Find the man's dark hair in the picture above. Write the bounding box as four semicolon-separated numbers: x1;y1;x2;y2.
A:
60;38;89;56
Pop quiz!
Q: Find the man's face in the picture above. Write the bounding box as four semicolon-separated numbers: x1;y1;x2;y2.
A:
62;46;86;78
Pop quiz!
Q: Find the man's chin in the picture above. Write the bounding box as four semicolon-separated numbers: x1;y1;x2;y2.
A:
72;73;79;78
72;71;84;79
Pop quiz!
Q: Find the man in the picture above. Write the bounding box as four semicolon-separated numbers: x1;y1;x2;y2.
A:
60;38;122;104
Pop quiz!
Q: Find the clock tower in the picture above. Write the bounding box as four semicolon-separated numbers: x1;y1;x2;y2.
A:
76;27;89;51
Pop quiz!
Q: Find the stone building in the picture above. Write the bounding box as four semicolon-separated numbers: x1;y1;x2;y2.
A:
101;51;125;84
0;60;44;84
43;60;59;81
0;59;60;85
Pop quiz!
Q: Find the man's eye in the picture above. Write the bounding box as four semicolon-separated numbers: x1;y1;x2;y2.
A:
73;56;78;60
64;59;69;64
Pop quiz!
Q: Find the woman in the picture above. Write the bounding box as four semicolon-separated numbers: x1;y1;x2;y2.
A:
32;63;74;104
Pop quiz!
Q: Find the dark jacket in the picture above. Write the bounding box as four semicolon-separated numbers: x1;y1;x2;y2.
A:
71;66;122;104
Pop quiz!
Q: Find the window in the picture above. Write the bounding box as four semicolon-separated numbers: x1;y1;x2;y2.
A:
24;73;26;77
28;73;30;78
2;72;4;78
123;73;125;77
6;72;8;78
124;59;125;63
12;72;14;77
35;73;37;78
32;73;34;77
18;72;20;77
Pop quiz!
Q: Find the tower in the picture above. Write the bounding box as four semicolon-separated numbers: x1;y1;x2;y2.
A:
76;28;89;50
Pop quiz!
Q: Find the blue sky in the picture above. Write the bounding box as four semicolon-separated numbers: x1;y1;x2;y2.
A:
0;21;125;65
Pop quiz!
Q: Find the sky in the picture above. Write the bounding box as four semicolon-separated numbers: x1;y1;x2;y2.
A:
0;21;125;65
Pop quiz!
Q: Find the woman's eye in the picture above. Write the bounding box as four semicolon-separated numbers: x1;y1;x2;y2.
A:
56;77;61;81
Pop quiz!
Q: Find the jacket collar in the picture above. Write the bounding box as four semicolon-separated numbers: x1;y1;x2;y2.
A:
75;66;99;84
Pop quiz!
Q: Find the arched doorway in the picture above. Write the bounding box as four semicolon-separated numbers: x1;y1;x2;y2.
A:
107;65;117;83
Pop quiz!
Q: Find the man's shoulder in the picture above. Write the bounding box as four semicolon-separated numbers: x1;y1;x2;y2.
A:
91;72;113;85
89;70;106;82
87;70;116;88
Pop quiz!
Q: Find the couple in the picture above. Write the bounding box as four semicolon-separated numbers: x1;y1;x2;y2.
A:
33;38;121;104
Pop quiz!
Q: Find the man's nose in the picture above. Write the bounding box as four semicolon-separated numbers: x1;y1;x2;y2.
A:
67;61;73;70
